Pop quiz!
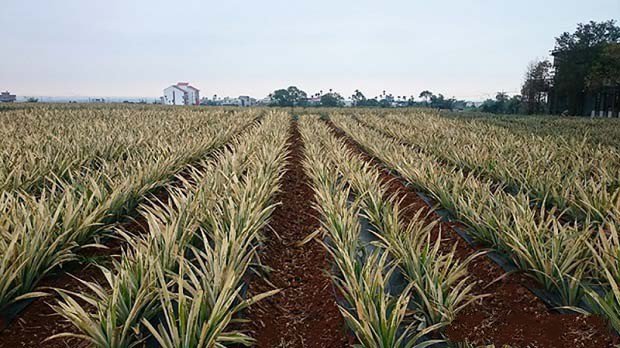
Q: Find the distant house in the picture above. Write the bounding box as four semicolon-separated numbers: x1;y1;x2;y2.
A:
163;82;200;105
238;96;256;107
257;97;273;106
0;91;16;103
220;97;241;106
306;97;321;106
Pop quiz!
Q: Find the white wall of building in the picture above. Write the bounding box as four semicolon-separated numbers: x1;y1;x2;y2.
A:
239;96;256;107
163;86;187;105
184;87;200;105
163;83;201;105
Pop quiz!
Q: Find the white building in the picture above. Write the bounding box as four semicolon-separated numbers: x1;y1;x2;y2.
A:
163;82;200;105
219;97;240;106
238;96;257;107
257;97;273;106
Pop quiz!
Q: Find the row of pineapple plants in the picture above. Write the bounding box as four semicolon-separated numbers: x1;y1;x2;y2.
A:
449;112;620;150
51;111;290;347
301;116;480;347
330;113;620;333
0;107;236;194
357;110;620;226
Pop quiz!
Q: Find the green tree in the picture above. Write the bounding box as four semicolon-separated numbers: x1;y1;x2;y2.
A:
506;95;523;114
363;98;380;107
320;92;345;107
555;20;620;52
419;90;433;105
379;93;394;108
270;86;308;107
351;89;366;106
553;20;620;114
587;43;620;90
480;92;522;114
493;92;509;113
429;93;457;110
521;60;553;114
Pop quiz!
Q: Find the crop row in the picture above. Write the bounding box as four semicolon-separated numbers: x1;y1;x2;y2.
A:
0;107;241;195
330;113;620;332
444;111;620;150
52;111;290;347
301;116;482;346
356;110;620;225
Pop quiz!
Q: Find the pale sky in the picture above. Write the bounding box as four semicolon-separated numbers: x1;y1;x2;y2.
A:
1;0;618;100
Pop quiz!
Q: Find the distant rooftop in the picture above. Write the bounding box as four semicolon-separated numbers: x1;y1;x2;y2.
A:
172;82;199;91
0;91;16;102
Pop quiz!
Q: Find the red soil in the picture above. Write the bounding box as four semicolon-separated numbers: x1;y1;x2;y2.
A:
242;119;351;347
325;119;617;348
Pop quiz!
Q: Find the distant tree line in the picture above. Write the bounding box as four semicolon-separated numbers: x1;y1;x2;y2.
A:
479;93;524;114
268;87;470;110
269;87;309;107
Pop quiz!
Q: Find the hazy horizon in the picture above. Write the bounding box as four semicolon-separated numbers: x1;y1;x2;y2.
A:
2;0;618;101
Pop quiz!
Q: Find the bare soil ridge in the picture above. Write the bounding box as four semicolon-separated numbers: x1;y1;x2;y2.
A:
243;118;350;348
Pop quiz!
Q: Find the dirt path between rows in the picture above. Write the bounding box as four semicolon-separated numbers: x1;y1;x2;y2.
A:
243;118;350;348
325;119;617;348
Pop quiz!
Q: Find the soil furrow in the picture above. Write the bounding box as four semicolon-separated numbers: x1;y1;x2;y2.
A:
325;119;617;348
243;118;350;348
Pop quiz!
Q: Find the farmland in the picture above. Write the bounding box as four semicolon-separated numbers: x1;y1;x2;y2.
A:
0;104;619;347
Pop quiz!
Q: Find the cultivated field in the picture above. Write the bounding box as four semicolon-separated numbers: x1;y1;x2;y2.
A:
0;105;619;347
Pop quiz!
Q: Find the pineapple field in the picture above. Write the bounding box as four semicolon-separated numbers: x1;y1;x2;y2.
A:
0;104;619;347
